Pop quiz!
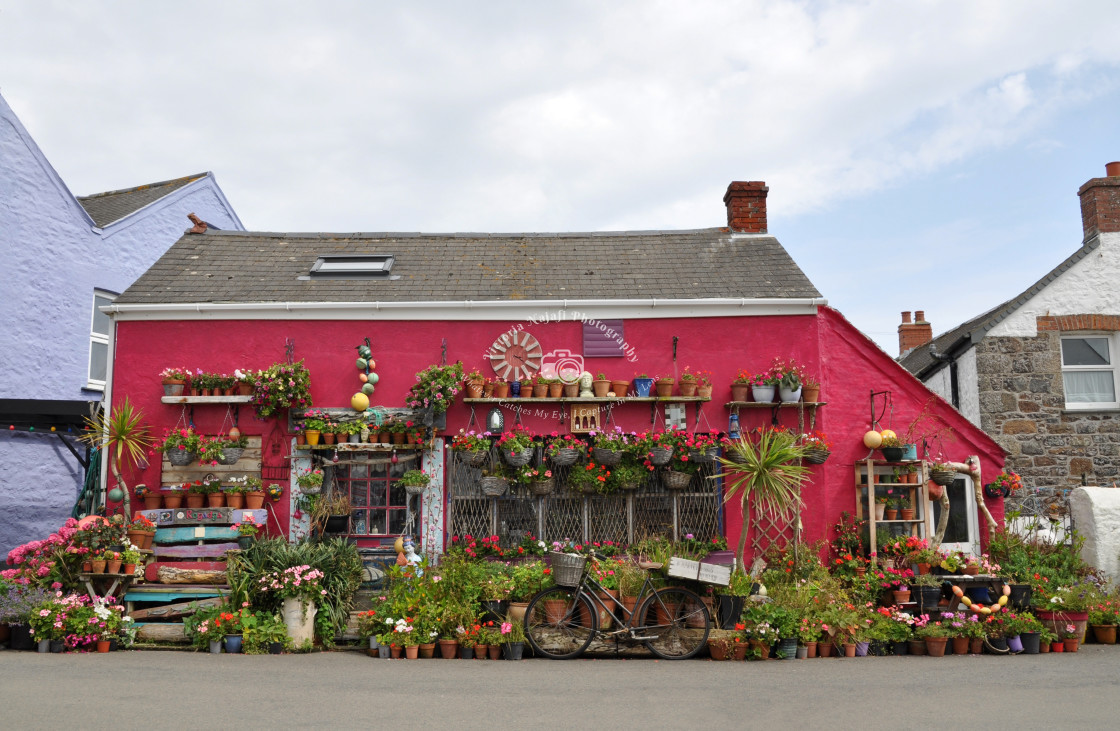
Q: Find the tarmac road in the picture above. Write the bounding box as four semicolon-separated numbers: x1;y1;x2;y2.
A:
1;645;1117;730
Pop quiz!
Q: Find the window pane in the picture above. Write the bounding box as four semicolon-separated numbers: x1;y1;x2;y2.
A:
89;341;108;383
931;479;970;544
1062;337;1110;366
92;294;113;336
388;509;407;535
367;511;387;535
349;483;369;507
369;485;386;507
1064;371;1116;403
350;510;369;535
390;482;406;505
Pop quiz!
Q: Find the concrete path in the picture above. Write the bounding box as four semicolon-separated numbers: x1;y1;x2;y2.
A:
1;645;1116;729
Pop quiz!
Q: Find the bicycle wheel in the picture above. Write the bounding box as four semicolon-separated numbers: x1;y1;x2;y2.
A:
638;587;710;660
524;587;598;660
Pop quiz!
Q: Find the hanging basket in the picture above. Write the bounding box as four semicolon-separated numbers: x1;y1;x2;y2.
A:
591;447;622;466
648;446;673;466
503;448;533;467
459;450;489;467
931;470;956;486
663;470;693;490
549;448;581;467
404;482;427;496
688;448;719;464
218;448;244;465
480;476;509;497
529;478;555;496
166;450;197;467
803;448;830;465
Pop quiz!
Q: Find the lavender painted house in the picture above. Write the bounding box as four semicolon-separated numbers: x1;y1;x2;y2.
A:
0;91;244;553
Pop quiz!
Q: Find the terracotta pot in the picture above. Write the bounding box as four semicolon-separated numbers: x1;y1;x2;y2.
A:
654;381;674;397
482;382;495;398
107;559;122;574
322;433;336;445
475;643;489;659
678;381;698;397
295;433;307;446
127;529;148;547
163;494;183;509
92;560;107;574
82;560;93;572
732;641;748;661
1092;624;1117;644
802;384;821;403
596;591;618;629
818;641;833;657
562;383;579;397
493;382;510;398
405;644;419;659
854;567;866;578
96;640;110;653
390;645;402;659
730;383;750;402
884;509;898;520
207;493;225;508
951;636;970;655
908;639;927;656
805;641;817;658
900;508;916;520
748;639;771;660
466;382;484;399
1039;640;1050;653
924;637;948;657
610;380;629;397
1052;641;1065;653
709;640;729;660
439;639;458;659
123;563;136;575
393;432;406;445
592;380;611;397
892;590;911;604
226;493;245;509
532;384;548;398
963;565;980;576
549;383;564;398
697;385;712;399
842;643;856;658
917;563;931;575
969;637;983;654
245;492;265;509
186;494;205;508
488;645;501;660
419;642;436;659
1065;637;1080;652
142;495;162;510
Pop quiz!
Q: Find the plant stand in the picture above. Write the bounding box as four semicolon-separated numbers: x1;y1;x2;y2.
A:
854;459;931;566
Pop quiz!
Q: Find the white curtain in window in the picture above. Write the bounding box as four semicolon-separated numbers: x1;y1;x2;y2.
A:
1064;371;1115;403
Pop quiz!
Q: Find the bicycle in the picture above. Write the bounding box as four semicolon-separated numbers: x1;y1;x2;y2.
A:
523;551;711;660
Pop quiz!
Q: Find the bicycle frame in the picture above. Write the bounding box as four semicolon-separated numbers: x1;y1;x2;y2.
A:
566;569;681;638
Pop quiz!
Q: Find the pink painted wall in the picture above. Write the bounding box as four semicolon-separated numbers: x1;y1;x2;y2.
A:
110;307;1005;554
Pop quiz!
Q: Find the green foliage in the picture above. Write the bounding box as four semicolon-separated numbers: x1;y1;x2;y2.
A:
987;523;1092;586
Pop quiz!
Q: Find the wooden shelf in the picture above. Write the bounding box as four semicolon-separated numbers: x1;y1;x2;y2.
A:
463;396;711;404
855;458;932;565
295;443;426;451
723;401;826;409
161;396;252;404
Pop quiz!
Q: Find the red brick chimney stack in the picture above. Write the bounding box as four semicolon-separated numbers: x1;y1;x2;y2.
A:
899;310;933;356
1078;162;1120;241
724;181;768;233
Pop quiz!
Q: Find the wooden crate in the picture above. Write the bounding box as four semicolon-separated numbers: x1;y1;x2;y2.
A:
667;556;731;586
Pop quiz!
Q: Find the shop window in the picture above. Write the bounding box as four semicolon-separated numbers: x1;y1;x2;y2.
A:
86;289;116;390
1061;335;1118;409
335;462;410;536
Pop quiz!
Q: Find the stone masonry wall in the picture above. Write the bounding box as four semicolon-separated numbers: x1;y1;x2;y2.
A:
976;334;1120;488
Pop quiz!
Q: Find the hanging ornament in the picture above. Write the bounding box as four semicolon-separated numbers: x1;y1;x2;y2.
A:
229;425;241;440
351;392;370;412
391;449;398;464
107;486;125;503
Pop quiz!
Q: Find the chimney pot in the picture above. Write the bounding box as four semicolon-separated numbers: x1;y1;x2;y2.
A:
724;181;769;233
898;309;933;356
915;310;925;322
1106;161;1120;178
901;311;912;324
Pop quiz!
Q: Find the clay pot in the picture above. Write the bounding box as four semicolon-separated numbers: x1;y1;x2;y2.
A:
532;384;548;398
900;508;916;520
207;493;225;508
492;382;510;398
163;494;183;509
405;645;419;659
802;384;821;403
1092;624;1117;644
439;639;458;658
924;637;948;657
730;383;750;402
142;495;162;510
678;381;698;397
226;493;245;510
245;492;266;509
654;380;674;397
592;380;611;397
322;433;336;445
951;637;970;655
419;642;436;659
186;494;205;509
549;383;564;398
610;380;629;397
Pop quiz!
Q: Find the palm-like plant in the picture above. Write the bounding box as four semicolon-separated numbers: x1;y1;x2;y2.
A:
711;428;811;576
78;397;154;516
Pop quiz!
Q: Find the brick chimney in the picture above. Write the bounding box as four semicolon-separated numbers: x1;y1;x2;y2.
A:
899;310;933;356
724;181;768;233
1078;162;1120;240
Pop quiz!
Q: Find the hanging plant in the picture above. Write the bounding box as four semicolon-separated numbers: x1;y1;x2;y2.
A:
250;360;313;418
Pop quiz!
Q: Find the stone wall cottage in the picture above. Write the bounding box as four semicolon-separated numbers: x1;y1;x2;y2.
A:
102;180;1003;570
0;91;243;553
901;162;1120;496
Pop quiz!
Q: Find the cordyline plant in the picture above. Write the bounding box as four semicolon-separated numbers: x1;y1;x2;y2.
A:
78;398;153;516
711;428;810;577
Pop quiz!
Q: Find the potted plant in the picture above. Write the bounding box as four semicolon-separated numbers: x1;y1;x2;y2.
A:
499;614;527;660
730;369;752;402
678;367;699;397
590;426;633;466
134;483;160;510
800;431;832;464
405;361;465;427
163;483;186;509
297;469;324;494
249;360;313;418
592;371;611;398
398;469;431;496
159;366;192;397
984;469;1022;498
223;478;248;509
231;515;262;549
633;372;654;398
567;461;613;494
240;476;265;508
714;428;809;576
120;546;142;575
465;368;486;398
78;398;155;515
654;374;675;398
608;459;645;492
312;494;351;535
450;430;493;466
749;368;779;404
802;375;821;403
302;410;329;446
266;483;283;502
497;427;535;466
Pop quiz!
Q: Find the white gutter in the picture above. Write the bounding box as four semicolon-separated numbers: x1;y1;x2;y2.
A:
105;297;827;322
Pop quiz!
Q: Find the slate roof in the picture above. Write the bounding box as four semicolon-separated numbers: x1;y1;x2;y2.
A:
113;228;822;305
899;236;1102;378
77;173;207;227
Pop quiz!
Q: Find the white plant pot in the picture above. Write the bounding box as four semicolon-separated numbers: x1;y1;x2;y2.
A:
281;597;317;646
779;386;802;403
751;385;776;403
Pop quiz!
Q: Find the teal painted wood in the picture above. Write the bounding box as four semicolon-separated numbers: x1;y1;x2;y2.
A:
123;591;227;602
154;543;239;558
155;526;239;543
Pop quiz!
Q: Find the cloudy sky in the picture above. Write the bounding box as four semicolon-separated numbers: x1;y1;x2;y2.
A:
2;1;1119;352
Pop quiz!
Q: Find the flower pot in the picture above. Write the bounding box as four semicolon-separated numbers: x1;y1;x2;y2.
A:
163;379;186;397
123;563;136;575
818;641;833;657
654;381;674;397
748;639;771;660
405;644;419;659
1036;610;1089;644
1038;639;1050;653
900;508;916;520
127;529;148;547
678;381;698;397
1092;624;1117;644
907;639;926;656
94;639;110;653
142;495;162;510
1065;637;1080;652
237;536;255;550
1007;634;1024;653
969;637;983;654
1050;641;1064;652
167;449;197;466
459;646;474;659
891;641;908;656
730;383;750;402
268;642;284;654
466;381;484;398
841;643;856;658
884;509;898;520
82;560;93;572
874;503;886;520
92;560;107;574
802;384;821;403
950;636;969;655
917;563;931;575
503;642;524;660
924;637;948;657
634;378;654;397
854;641;869;657
206;493;224;508
388;644;402;658
322;433;337;445
778;637;798;659
163;493;183;509
717;596;746;630
708;640;730;660
37;639;50;653
439;639;459;659
803;448;830;464
880;447;904;462
219;448;244;465
751;385;775;403
503;447;533;467
1020;631;1041;654
610;380;629;397
245;492;265;509
892;590;911;604
493;382;510;398
986;637;1008;654
419;642;436;659
209;639;222;654
481;600;509;623
224;634;243;654
488;644;501;660
805;641;818;658
107;559;122;574
483;382;496;398
186;494;205;508
648;445;672;466
474;643;489;659
778;386;802;403
562;383;579;397
915;586;942;615
226;493;245;509
532;384;548;398
281;597;317;646
1007;584;1032;611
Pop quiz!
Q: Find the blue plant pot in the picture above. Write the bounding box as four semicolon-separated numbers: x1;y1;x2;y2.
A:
633;378;653;397
965;587;992;604
901;443;918;461
224;634;243;654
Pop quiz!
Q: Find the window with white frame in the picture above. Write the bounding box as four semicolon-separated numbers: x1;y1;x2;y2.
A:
1061;334;1119;409
86;290;116;390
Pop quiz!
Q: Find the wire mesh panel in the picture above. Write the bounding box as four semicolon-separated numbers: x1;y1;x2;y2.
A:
497;494;538;540
450;497;492;540
587;494;629;545
633;492;674;541
543;495;585;544
677;463;722;541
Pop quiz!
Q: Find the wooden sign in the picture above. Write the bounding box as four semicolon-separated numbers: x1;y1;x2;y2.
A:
667;556;731;586
570;405;601;433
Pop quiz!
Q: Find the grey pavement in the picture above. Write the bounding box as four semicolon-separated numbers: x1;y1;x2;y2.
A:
1;645;1118;729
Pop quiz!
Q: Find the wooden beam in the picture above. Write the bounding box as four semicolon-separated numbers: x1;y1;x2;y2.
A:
154;543;239;558
149;563;227;584
136;623;189;643
130;597;223;620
